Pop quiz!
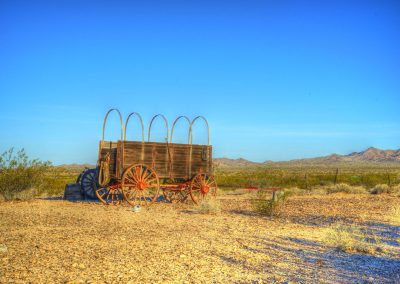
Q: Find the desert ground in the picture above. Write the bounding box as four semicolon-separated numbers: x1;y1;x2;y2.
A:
0;193;399;283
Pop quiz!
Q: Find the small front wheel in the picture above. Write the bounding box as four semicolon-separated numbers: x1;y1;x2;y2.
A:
95;184;124;205
189;174;217;205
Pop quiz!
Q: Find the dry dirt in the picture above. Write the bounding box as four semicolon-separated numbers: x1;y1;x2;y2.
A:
0;194;399;283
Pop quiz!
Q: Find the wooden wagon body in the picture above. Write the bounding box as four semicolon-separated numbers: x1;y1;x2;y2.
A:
78;109;217;205
99;141;212;181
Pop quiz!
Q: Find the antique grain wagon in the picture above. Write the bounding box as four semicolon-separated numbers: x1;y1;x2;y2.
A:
78;109;217;206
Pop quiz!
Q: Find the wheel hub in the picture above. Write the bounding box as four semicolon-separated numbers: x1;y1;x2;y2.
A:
201;185;210;194
137;181;147;190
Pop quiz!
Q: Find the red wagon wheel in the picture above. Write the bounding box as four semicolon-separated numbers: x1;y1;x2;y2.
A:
122;164;160;207
95;184;124;205
189;173;217;205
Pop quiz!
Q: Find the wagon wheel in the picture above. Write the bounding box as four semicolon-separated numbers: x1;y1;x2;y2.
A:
189;174;217;205
76;170;84;184
163;188;189;203
80;169;98;199
95;184;124;205
122;164;160;207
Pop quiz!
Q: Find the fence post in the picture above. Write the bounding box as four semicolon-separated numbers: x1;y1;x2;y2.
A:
334;168;339;185
304;173;309;190
272;190;278;201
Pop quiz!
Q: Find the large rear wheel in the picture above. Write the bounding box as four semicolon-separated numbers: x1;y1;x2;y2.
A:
122;164;160;207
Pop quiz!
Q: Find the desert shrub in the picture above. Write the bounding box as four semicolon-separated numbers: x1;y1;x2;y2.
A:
370;184;391;194
311;186;330;195
324;223;384;254
327;183;367;194
196;199;221;214
252;190;290;216
0;148;51;201
215;167;400;190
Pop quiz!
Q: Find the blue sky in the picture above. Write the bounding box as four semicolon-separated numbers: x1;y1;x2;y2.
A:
0;0;399;164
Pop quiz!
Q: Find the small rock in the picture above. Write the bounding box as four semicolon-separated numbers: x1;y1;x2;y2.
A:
179;254;186;258
0;244;7;254
79;263;85;269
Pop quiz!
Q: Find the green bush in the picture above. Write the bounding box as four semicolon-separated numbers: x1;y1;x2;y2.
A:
252;190;290;217
0;148;51;201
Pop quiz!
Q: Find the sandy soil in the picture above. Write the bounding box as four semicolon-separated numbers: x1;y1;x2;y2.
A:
0;194;399;283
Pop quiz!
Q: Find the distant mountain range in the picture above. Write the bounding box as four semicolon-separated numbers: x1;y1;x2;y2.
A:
214;147;400;168
58;147;400;170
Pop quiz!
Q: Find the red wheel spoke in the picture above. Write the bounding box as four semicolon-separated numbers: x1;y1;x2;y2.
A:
126;175;137;184
142;191;148;205
142;169;152;182
129;189;138;201
127;172;140;183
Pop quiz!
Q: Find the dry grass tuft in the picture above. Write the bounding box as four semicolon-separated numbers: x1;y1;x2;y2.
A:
327;183;367;194
323;223;384;255
284;187;311;196
370;184;391;194
389;184;400;196
388;204;400;224
222;188;254;196
195;198;221;214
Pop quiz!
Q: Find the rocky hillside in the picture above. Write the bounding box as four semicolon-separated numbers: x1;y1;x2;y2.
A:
214;147;400;168
288;147;400;165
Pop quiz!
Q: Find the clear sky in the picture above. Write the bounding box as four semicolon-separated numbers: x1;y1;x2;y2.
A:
0;0;399;164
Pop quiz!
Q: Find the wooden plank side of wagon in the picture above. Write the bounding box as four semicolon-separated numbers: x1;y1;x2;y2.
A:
169;144;190;179
190;145;213;177
120;141;170;178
